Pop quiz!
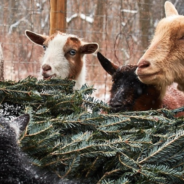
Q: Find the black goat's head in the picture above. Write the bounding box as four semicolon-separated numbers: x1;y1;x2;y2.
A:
97;52;161;112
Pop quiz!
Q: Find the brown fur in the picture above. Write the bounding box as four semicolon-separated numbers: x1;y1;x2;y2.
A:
63;37;83;80
133;87;162;111
136;1;184;97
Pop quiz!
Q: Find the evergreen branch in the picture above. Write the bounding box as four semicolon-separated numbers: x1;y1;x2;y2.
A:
139;130;184;165
82;98;110;112
61;157;77;178
51;132;93;155
85;156;99;177
172;106;184;115
26;124;53;136
41;156;73;167
2;77;184;183
118;153;139;171
139;168;166;184
143;164;184;183
101;178;130;184
97;169;121;184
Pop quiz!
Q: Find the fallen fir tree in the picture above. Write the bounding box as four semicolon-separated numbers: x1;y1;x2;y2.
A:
0;76;184;184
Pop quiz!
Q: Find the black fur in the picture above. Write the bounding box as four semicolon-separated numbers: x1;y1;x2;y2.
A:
0;114;81;184
96;52;117;75
109;65;148;112
97;52;161;112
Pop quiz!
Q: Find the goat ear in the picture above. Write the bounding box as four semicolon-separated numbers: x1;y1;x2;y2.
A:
165;1;178;17
13;114;30;132
25;30;47;46
80;43;99;54
97;52;118;76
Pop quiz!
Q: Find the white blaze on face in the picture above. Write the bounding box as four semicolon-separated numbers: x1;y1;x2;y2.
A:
42;33;72;79
25;30;99;90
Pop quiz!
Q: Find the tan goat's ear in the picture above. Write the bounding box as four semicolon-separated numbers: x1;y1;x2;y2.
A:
80;43;99;54
25;30;47;46
165;1;178;17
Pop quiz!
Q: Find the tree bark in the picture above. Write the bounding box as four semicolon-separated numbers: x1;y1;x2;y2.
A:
138;0;152;50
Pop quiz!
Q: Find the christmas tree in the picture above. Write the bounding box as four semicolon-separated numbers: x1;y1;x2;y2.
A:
1;76;184;184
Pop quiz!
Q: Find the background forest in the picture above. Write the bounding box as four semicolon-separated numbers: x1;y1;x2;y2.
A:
0;0;183;101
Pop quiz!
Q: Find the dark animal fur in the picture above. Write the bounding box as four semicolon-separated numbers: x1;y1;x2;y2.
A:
0;114;81;184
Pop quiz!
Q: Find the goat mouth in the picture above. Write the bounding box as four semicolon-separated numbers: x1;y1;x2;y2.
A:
137;72;160;80
43;74;56;80
109;101;125;112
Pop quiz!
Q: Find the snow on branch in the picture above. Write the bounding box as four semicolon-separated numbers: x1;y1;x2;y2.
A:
8;16;31;35
121;9;137;14
66;13;78;23
67;13;94;24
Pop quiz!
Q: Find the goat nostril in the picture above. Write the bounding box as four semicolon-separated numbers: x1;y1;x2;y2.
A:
42;64;51;71
138;60;150;69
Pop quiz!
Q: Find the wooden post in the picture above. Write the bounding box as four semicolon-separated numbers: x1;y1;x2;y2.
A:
0;44;4;81
50;0;67;35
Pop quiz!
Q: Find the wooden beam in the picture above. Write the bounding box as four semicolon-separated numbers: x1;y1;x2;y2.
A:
56;0;66;33
0;44;4;81
50;0;57;35
50;0;66;35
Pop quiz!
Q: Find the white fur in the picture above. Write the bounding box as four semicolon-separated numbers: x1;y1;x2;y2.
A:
42;34;70;79
41;33;87;90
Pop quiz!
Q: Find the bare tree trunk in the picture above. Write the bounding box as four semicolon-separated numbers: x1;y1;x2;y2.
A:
138;0;152;50
92;0;106;44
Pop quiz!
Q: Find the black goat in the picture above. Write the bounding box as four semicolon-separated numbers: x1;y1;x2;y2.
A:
97;52;184;116
0;114;81;184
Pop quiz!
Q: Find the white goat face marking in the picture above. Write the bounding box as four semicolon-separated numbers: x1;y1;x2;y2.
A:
41;33;72;79
25;30;99;90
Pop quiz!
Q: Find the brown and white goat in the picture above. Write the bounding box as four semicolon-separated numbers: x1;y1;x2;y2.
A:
97;52;184;117
25;30;99;90
136;1;184;96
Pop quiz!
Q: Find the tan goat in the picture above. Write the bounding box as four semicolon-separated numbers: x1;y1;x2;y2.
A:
136;1;184;97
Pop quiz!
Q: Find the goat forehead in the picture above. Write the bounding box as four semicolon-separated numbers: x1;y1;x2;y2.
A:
45;33;80;49
157;16;184;34
113;67;137;81
165;15;181;22
46;34;69;48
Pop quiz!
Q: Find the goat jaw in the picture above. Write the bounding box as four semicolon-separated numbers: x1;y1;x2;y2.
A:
43;74;56;80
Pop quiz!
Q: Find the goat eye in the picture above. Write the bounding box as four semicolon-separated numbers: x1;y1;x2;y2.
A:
69;49;76;56
43;45;47;50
